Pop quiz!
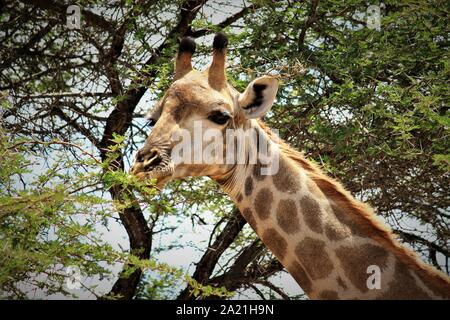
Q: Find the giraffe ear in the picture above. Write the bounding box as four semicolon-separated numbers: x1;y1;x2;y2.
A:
238;76;278;119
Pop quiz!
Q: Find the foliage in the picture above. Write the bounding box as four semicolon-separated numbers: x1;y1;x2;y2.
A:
0;123;115;298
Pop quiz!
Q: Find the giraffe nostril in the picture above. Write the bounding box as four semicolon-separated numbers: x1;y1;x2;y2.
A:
147;149;157;160
143;149;163;171
135;148;164;171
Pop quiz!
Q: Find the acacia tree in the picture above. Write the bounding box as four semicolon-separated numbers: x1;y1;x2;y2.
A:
1;0;449;299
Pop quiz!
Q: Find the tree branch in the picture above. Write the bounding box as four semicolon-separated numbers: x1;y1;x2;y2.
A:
190;3;260;38
255;280;291;300
50;104;100;147
13;92;114;99
298;0;319;49
101;0;208;300
205;258;284;299
19;0;115;32
177;209;247;300
393;229;450;257
0;20;58;69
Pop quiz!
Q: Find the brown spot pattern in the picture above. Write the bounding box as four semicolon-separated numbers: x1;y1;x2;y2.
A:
277;199;300;234
244;176;253;196
325;223;348;241
252;162;266;181
295;237;334;280
415;269;450;299
331;203;367;238
262;228;287;260
335;243;389;293
272;158;300;194
242;207;258;231
337;277;348;290
300;196;323;233
315;177;383;240
236;193;243;203
290;262;313;295
378;261;431;299
307;179;324;198
319;290;339;300
254;188;273;220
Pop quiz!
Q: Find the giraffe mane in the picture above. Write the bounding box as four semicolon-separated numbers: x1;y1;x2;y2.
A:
258;120;450;297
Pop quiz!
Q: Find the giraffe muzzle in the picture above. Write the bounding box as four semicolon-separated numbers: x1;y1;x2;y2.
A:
140;148;163;170
131;147;172;178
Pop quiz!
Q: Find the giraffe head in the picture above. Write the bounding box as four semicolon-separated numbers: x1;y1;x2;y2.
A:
130;33;278;187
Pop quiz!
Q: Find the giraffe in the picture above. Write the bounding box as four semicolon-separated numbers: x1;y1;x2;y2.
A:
130;33;450;299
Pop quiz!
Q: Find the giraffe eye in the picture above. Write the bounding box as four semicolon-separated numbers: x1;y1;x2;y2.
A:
208;110;231;125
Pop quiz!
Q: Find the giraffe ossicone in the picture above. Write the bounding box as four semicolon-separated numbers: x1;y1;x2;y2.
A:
130;33;450;300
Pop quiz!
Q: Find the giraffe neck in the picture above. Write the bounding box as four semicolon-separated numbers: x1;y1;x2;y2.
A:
216;127;450;299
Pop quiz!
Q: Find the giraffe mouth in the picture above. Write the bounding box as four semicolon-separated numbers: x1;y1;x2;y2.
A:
130;154;174;188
